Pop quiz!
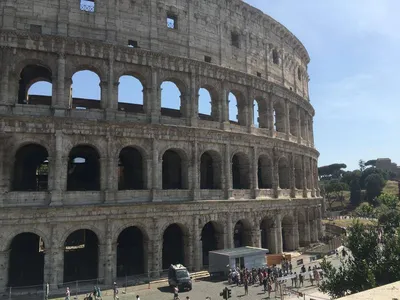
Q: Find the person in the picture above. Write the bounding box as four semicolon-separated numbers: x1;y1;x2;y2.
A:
299;273;304;287
263;275;267;293
186;297;190;300
45;283;49;300
174;286;179;300
136;295;140;300
65;287;70;300
113;282;119;300
244;278;249;295
96;286;102;300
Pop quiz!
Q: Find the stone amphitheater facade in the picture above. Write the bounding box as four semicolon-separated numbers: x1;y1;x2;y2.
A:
0;0;322;291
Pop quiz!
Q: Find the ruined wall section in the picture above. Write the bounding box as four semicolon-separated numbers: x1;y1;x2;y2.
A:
1;0;310;100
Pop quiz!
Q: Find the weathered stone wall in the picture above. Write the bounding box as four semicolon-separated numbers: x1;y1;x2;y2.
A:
0;0;322;292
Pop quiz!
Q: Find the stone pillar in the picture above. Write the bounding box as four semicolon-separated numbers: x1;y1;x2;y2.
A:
226;214;234;249
272;150;279;198
50;130;65;206
149;68;160;124
105;226;116;285
192;217;201;271
54;53;67;111
146;158;152;190
220;82;229;130
192;141;199;200
64;78;72;109
0;250;9;292
98;244;106;283
267;227;278;254
251;229;261;248
150;220;161;277
189;71;198;127
310;159;316;197
284;99;290;140
107;48;116;111
100;158;108;199
310;218;318;243
289;154;296;198
309;118;315;147
304;211;311;246
224;144;232;199
185;234;193;271
247;87;254;133
48;247;64;288
293;221;300;250
105;157;118;203
275;214;283;253
268;95;274;137
297;107;301;143
302;156;308;198
151;139;160;201
100;81;109;110
251;147;258;198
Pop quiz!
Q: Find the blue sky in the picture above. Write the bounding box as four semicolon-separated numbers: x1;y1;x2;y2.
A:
30;1;400;171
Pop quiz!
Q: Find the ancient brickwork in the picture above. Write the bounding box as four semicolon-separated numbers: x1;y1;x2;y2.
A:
0;0;322;291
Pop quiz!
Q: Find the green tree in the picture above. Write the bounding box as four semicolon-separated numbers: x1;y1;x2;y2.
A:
318;163;347;180
365;159;377;167
354;202;375;218
377;193;399;210
349;178;362;206
360;167;388;189
359;159;366;172
323;180;349;210
341;170;361;186
365;173;385;203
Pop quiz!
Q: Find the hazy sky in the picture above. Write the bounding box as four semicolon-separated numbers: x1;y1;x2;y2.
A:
30;1;400;171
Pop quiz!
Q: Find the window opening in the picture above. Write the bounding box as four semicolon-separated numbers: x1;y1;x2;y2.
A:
30;25;42;34
204;56;212;63
128;40;139;48
231;32;240;48
80;0;95;12
272;49;279;65
297;68;301;81
257;72;262;78
167;14;177;29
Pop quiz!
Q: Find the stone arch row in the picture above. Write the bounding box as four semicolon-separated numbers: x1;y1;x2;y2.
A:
5;59;314;142
8;142;316;193
0;208;322;288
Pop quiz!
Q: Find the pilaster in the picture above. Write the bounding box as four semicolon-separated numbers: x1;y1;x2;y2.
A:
0;250;10;292
289;154;296;198
151;139;160;201
226;214;234;249
275;214;283;253
302;156;308;198
193;216;201;271
54;52;67;111
251;229;261;248
191;141;199;200
284;99;290;140
220;82;230;130
251;147;258;198
149;68;160;124
224;143;232;199
50;130;64;206
267;94;274;137
100;81;109;110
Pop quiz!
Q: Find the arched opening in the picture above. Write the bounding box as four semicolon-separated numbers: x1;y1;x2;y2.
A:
200;151;221;189
201;222;224;266
278;158;290;189
162;149;187;190
233;220;251;248
295;158;303;190
12;144;49;191
118;147;144;190
232;153;250;189
198;88;212;120
8;233;45;287
18;64;52;105
272;49;279;65
273;102;285;133
64;229;99;282
71;70;101;109
289;106;298;137
162;224;186;269
298;213;307;247
117;226;146;277
258;155;273;189
281;216;295;251
228;92;238;123
161;81;182;118
67;145;100;191
253;100;259;128
260;217;274;252
118;75;144;113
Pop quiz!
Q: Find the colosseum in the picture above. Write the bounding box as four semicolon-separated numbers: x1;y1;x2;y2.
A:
0;0;322;291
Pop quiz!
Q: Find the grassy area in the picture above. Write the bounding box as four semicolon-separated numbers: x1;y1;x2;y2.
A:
323;218;375;228
383;180;399;196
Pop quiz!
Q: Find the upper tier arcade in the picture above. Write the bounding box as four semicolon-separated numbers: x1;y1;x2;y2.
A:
0;0;310;99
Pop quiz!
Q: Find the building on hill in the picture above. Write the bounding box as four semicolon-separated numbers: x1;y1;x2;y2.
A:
376;158;400;178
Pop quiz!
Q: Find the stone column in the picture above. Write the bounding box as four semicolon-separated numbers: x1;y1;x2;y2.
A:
302;156;308;198
284;99;290;140
64;78;72;108
251;147;258;198
0;250;9;292
226;214;234;249
149;68;160;124
48;247;64;288
304;210;311;246
107;48;116;111
50;130;65;206
309;118;315;147
220;82;229;130
105;156;118;203
268;95;274;137
275;214;283;253
100;81;109;110
289;154;296;198
189;71;198;127
104;220;116;285
146;158;152;190
54;53;67;112
100;158;108;201
191;141;199;200
251;229;261;248
185;234;193;271
97;244;106;283
247;87;254;133
150;220;161;277
151;139;160;201
192;217;201;271
272;151;279;198
267;227;278;254
296;107;301;143
293;222;300;250
310;159;316;197
224;144;232;199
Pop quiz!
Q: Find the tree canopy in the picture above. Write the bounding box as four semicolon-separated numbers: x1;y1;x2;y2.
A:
318;163;347;180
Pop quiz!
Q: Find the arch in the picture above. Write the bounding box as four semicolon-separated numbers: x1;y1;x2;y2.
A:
63;229;99;282
297;212;308;247
228;92;238;123
228;91;246;125
162;223;188;269
289;106;298;137
259;216;275;252
278;157;290;189
201;221;224;266
12;144;49;191
118;147;145;190
118;75;144;113
233;219;252;248
258;155;273;189
200;151;222;189
232;152;250;189
71;70;101;109
273;101;286;133
161;81;183;118
295;157;303;190
253;100;259;127
18;64;52;105
162;149;188;190
198;86;219;121
116;226;148;277
8;233;45;287
281;215;295;251
67;145;100;191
